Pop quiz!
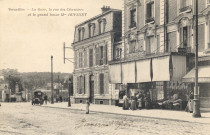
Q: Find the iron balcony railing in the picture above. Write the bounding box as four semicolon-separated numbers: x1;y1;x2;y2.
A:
179;6;192;13
145;17;155;24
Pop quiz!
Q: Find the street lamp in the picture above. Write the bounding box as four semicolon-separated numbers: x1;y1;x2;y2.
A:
193;0;201;117
68;78;71;107
51;56;54;104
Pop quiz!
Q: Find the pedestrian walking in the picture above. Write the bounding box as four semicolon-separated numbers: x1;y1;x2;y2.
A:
86;100;90;114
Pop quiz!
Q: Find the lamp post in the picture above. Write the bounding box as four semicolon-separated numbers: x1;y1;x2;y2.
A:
9;75;11;102
68;78;71;107
51;56;54;104
193;0;201;117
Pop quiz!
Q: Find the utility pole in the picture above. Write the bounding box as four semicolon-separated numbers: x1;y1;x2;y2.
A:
193;0;201;118
58;75;60;94
51;56;54;104
68;78;71;107
63;42;74;107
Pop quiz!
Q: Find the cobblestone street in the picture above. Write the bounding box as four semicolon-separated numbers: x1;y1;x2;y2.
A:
0;103;210;135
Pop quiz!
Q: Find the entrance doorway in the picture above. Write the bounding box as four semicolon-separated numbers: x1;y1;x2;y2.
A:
89;75;94;103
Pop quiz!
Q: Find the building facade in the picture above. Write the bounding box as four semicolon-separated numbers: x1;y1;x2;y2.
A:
109;0;210;108
72;7;122;105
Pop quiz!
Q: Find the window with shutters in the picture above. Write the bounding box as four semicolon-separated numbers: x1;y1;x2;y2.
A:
100;46;103;65
146;36;155;54
180;26;190;49
99;73;104;94
146;1;154;23
183;27;188;48
89;48;93;67
96;45;107;65
77;76;81;94
114;47;122;60
84;49;87;67
129;40;136;53
77;76;85;94
130;9;136;28
79;52;83;68
198;24;205;51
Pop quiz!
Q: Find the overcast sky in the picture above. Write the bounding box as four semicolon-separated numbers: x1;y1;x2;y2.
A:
0;0;122;73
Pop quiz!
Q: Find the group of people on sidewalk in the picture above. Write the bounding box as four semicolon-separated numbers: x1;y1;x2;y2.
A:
122;90;194;112
122;92;151;110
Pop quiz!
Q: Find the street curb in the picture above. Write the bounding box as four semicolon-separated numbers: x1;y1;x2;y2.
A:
39;105;209;124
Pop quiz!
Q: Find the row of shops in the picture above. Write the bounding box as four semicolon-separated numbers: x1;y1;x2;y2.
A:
109;53;210;108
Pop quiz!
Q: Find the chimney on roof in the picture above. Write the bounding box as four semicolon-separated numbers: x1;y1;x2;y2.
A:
101;5;111;13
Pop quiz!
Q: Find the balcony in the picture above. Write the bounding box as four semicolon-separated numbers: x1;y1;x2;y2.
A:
179;6;192;13
129;21;136;29
145;17;155;24
177;47;192;53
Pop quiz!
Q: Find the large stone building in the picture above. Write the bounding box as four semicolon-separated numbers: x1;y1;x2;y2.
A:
109;0;210;108
72;7;122;105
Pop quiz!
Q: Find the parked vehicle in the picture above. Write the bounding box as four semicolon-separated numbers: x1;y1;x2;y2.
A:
32;90;44;105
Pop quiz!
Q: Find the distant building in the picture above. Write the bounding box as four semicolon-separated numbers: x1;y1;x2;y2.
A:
0;83;9;102
0;68;18;76
72;6;122;105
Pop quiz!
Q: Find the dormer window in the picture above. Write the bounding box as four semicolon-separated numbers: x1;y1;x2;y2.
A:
78;27;84;41
146;1;154;23
88;23;95;38
130;9;136;28
98;18;106;34
99;21;103;34
78;29;81;41
89;25;92;37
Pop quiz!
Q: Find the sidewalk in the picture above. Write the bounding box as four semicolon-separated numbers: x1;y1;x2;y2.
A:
42;102;210;124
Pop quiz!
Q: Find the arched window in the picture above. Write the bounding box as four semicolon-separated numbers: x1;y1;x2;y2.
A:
78;27;85;41
88;23;95;38
89;25;92;37
98;18;106;34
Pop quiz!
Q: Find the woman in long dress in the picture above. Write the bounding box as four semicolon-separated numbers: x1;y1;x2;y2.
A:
123;95;129;110
130;95;137;110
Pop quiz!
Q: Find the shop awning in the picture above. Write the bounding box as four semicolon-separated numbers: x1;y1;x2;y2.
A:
109;64;122;83
152;56;170;81
182;66;210;83
171;55;186;81
122;62;135;83
136;59;151;82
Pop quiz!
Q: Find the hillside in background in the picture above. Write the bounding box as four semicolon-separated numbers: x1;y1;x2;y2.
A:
1;69;72;92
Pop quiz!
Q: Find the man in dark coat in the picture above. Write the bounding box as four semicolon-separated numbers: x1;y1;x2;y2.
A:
44;95;48;104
